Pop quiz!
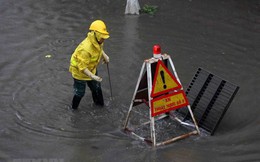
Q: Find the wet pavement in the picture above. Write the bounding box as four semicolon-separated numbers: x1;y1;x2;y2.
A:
0;0;259;161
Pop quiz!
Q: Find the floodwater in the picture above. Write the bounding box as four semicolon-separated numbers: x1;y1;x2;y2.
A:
0;0;259;161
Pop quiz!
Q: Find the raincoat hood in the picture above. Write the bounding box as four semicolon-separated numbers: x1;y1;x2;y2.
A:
88;31;102;50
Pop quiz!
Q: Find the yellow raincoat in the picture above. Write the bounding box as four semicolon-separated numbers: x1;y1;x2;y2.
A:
69;31;104;80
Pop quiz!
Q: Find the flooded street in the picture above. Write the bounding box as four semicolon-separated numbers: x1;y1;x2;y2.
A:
0;0;259;161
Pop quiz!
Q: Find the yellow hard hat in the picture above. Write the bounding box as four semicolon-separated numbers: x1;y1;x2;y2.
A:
89;20;109;38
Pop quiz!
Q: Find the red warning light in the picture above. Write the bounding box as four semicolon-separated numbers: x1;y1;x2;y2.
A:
153;44;161;58
153;45;161;54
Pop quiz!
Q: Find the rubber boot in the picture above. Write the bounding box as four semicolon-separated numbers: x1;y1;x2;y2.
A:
92;88;104;106
87;80;104;106
72;95;82;110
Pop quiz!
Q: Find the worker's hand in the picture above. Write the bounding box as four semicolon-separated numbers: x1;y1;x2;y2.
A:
102;51;109;64
91;75;102;82
84;68;102;82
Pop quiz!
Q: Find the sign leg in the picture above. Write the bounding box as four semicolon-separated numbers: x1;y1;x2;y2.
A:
187;105;200;134
124;62;146;129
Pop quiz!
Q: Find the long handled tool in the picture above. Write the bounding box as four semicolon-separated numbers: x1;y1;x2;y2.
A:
106;63;113;99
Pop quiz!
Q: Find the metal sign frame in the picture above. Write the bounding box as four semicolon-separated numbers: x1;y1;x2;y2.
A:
123;54;200;147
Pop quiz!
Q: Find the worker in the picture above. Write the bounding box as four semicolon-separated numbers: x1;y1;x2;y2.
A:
69;20;110;110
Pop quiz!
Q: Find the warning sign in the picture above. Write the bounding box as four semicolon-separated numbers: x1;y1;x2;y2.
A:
151;91;189;117
151;60;182;97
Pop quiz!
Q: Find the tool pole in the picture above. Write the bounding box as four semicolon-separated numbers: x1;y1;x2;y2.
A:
106;63;113;99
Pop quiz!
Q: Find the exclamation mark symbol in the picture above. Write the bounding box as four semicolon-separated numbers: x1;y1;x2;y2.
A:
160;70;167;89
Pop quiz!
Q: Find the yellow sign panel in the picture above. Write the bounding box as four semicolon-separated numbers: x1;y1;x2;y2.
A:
151;91;189;117
151;60;182;97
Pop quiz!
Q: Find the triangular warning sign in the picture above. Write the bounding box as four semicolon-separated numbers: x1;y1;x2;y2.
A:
151;60;182;97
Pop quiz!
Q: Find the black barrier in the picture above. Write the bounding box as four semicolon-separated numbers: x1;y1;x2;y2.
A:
178;68;239;135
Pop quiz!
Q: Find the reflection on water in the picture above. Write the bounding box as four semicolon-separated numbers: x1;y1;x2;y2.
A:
0;0;259;161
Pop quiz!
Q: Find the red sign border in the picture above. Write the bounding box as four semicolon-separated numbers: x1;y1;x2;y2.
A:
151;91;189;117
151;60;182;97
